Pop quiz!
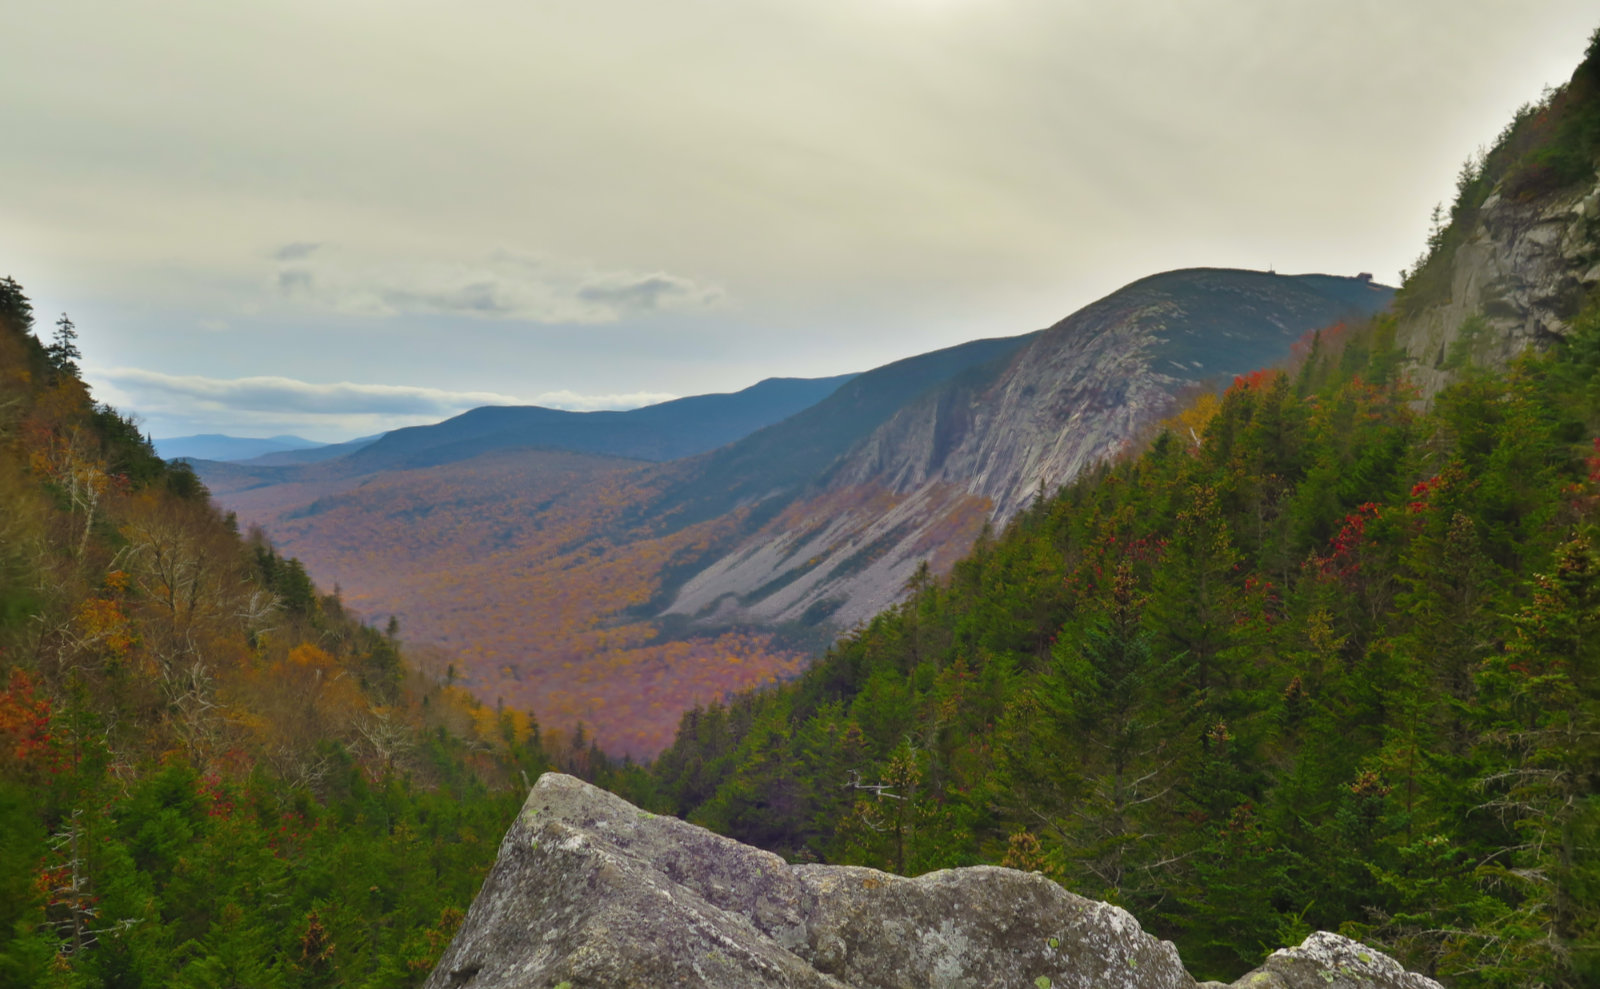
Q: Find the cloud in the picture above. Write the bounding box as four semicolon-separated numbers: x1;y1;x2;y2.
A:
273;242;322;261
98;368;528;416
90;368;680;433
277;268;314;295
528;389;679;411
576;273;720;312
270;246;724;324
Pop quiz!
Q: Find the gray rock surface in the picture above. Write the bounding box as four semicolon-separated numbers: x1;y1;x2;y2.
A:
425;773;1437;989
1396;170;1600;399
1227;932;1441;989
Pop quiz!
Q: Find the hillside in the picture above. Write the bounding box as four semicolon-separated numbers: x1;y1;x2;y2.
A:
647;298;1600;987
232;432;385;466
1390;34;1600;395
639;34;1600;989
0;276;618;987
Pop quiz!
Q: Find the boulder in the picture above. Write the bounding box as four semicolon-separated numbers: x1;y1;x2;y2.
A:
424;773;1439;989
1226;932;1442;989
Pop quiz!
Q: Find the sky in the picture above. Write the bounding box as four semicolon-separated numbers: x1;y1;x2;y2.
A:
4;1;1597;442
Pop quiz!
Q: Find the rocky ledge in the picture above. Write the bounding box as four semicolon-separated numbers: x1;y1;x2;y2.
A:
425;773;1440;989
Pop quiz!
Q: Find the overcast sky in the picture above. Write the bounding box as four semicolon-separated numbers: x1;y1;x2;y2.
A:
4;1;1596;441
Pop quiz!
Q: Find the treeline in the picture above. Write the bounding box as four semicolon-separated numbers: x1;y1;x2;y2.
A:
0;278;630;988
637;303;1600;988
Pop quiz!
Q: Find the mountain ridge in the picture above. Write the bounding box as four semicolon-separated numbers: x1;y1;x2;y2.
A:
663;268;1393;633
154;432;327;461
195;267;1391;756
344;372;859;471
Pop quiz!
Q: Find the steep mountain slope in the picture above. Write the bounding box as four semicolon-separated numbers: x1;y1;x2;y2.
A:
639;335;1031;527
666;269;1392;631
648;308;1600;985
0;276;579;987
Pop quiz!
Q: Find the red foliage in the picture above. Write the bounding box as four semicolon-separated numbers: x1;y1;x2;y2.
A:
0;669;58;774
1288;321;1351;364
1238;573;1281;626
1230;369;1273;393
1408;474;1442;514
1317;502;1383;579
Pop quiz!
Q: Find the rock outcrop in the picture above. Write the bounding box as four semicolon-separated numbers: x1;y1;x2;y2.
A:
425;774;1440;989
1396;170;1600;399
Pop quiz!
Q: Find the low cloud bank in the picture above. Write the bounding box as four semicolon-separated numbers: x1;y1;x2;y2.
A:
88;367;679;441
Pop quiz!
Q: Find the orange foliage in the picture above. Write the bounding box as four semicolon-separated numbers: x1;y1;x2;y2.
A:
0;669;59;774
1229;368;1278;394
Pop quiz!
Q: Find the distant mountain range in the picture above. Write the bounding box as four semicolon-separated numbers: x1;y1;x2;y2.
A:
154;433;332;462
345;374;859;471
194;268;1393;756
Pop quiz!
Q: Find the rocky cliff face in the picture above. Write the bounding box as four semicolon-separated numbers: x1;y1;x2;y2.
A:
425;774;1441;989
1396;170;1600;398
666;270;1391;632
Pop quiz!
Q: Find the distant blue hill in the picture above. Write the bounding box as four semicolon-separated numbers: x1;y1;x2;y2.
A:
231;433;385;466
153;433;325;462
345;374;860;470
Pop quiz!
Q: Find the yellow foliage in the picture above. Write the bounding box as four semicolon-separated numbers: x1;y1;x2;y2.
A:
287;643;334;669
1161;391;1221;450
73;598;137;659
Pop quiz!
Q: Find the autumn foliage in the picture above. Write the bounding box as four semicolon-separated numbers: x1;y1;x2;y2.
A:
208;446;810;757
0;276;565;986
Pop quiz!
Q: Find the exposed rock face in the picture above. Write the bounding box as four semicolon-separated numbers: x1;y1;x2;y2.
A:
667;270;1391;632
1397;171;1600;398
425;774;1439;989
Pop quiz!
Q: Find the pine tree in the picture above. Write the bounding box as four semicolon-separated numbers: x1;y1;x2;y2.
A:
46;314;81;377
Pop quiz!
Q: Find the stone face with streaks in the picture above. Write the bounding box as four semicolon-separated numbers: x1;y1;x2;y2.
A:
425;774;1438;989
